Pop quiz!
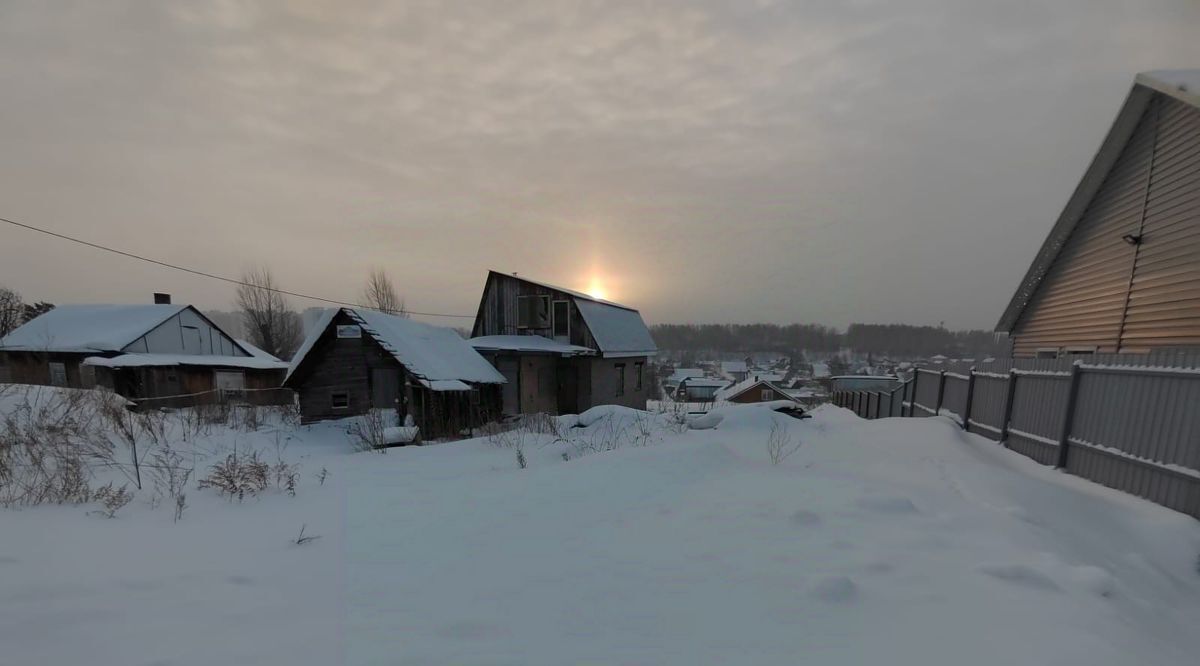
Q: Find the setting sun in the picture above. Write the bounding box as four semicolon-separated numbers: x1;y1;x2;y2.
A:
586;276;608;300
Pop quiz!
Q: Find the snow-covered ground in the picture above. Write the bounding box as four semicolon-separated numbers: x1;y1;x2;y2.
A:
2;385;1199;665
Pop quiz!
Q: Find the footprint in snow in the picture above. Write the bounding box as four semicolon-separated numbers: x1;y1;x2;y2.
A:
811;575;859;602
855;496;919;515
788;510;821;527
975;563;1061;592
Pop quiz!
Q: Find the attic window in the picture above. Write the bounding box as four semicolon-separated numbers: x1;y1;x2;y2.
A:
518;295;550;330
552;300;570;338
331;392;350;409
761;388;774;401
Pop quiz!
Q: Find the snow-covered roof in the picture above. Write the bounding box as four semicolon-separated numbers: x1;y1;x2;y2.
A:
997;69;1200;333
715;377;793;402
286;308;505;386
82;354;288;371
574;299;657;358
0;304;188;353
811;361;830;378
666;368;705;383
236;339;283;363
469;335;594;356
721;361;748;373
680;378;731;388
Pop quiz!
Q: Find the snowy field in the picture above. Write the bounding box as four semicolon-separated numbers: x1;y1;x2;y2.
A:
2;385;1199;665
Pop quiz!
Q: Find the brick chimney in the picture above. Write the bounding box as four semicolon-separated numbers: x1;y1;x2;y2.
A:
153;293;171;305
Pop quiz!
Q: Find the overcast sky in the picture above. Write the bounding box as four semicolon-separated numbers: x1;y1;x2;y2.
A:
1;1;1198;330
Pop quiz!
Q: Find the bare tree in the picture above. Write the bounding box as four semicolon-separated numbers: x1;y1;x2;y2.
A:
0;286;22;337
236;267;302;359
363;269;407;317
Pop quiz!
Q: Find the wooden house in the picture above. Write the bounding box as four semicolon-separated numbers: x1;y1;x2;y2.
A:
714;376;798;404
470;271;658;415
284;307;506;438
675;377;730;402
0;301;288;406
997;70;1200;357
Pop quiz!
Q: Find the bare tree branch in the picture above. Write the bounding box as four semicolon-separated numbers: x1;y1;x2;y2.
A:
0;286;22;338
363;269;407;317
236;267;302;359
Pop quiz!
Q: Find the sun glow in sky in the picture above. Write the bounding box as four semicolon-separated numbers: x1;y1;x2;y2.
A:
586;276;608;301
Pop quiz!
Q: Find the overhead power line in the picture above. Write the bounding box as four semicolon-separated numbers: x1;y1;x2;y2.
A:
0;216;475;319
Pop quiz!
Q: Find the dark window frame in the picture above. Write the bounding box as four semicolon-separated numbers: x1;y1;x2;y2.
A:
615;363;626;397
552;299;570;339
634;361;643;390
331;391;350;409
518;294;551;330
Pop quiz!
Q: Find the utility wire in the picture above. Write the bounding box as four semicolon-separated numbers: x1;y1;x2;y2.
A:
0;216;476;318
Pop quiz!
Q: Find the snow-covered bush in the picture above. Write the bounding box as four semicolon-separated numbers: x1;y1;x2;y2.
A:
197;449;270;501
0;387;125;506
90;482;133;518
348;409;391;452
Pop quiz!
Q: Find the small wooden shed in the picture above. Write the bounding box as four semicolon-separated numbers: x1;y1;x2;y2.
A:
284;308;506;439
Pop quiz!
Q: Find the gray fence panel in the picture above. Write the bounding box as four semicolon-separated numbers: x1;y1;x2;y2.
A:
1065;367;1200;516
912;370;941;416
1007;374;1070;466
967;374;1008;440
941;374;969;424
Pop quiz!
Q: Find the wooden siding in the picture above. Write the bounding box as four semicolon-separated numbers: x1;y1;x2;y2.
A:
1120;95;1200;351
472;272;600;350
289;311;406;422
727;384;793;404
288;311;501;438
1012;94;1200;356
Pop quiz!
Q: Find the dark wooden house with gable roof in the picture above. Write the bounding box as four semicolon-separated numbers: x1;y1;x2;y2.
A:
470;271;658;415
284;307;505;438
997;70;1200;357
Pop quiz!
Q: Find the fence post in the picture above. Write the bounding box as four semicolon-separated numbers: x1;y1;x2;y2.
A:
934;371;947;417
872;392;881;419
961;366;977;431
907;372;918;417
1056;361;1084;469
998;369;1018;447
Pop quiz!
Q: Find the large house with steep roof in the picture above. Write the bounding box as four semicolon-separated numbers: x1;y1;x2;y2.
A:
470;271;658;415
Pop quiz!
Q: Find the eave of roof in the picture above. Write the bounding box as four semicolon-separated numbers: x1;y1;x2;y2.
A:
996;70;1199;333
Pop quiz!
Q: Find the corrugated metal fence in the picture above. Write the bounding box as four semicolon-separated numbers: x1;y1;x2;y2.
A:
831;352;1200;519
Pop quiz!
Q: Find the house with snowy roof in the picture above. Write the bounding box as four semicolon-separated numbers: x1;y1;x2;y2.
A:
714;376;799;405
284;307;506;438
997;70;1200;357
470;271;658;415
0;297;288;405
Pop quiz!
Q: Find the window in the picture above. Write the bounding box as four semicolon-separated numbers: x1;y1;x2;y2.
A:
336;325;362;339
48;362;67;387
331;392;350;409
1063;346;1097;357
615;363;626;397
518;295;550;329
634;362;644;390
761;388;774;401
1035;348;1059;359
552;300;570;339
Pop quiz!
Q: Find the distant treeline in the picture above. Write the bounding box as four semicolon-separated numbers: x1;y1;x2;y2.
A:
650;323;1007;359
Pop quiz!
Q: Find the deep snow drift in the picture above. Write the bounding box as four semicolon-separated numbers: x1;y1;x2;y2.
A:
1;387;1199;665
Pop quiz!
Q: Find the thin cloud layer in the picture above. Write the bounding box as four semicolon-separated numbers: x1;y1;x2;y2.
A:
1;0;1198;328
